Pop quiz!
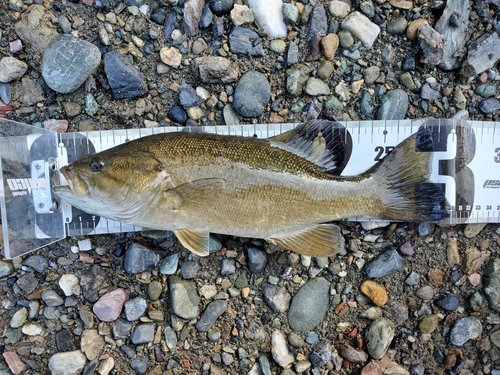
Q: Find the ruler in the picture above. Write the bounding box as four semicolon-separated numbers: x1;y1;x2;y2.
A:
1;118;499;258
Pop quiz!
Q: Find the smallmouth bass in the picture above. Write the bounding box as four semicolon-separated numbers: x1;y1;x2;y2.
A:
54;120;447;256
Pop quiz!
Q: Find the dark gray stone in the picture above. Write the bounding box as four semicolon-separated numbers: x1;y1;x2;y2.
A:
364;249;405;278
184;0;204;36
121;345;136;358
286;41;299;66
113;319;133;340
168;105;188;124
80;264;111;303
130;356;149;374
196;300;227;332
42;35;101;94
360;90;374;118
234;71;271;117
42;290;64;306
220;258;236;276
479;98;500;114
131;323;156;344
450;316;483;346
209;0;233;16
56;329;75;352
180;261;201;279
179;83;202;108
476;83;497;98
199;6;213;29
0;82;11;104
247;246;267;273
212;18;224;38
418;222;436;236
309;4;328;36
288;277;330;332
310;341;331;368
15;272;38;294
376;89;409;120
420;83;442;100
150;8;166;25
261;283;291;313
104;51;146;99
23;254;49;273
123;242;161;274
436;293;460;311
163;13;176;41
229;27;264;56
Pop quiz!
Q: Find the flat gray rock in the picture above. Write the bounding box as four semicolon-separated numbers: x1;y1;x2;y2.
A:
42;35;101;94
168;275;200;319
104;51;147;99
196;300;227;332
460;32;500;77
376;89;409;120
234;71;271;117
288;277;330;332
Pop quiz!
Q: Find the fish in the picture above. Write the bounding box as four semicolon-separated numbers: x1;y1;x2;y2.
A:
54;120;448;257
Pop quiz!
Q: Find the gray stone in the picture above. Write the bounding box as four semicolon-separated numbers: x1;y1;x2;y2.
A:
338;30;354;48
104;51;146;99
148;280;163;301
282;4;299;24
48;350;87;375
288;277;330;332
420;83;442;100
363;66;380;85
196;300;227;331
229;27;264;56
305;77;330;96
418;22;446;66
360;90;374;118
14;5;58;53
130;356;148;374
164;326;178;352
247;246;267;273
450;316;482;346
124;296;148;321
476;83;497;98
0;57;28;83
220;258;236;276
20;77;44;105
341;11;380;48
387;17;407;35
80;264;111;303
286;64;312;97
416;285;435;300
384;301;409;326
484;258;500;312
286;42;299;66
10;308;28;328
418;222;436;236
310;341;331;367
15;272;38;294
234;71;271;117
366;317;394;359
42;35;101;93
376;89;409;120
0;260;13;278
364;249;405;278
209;0;233;16
42;290;64;307
309;4;328;36
195;56;240;83
435;0;470;70
131;323;156;344
181;261;201;279
179;83;202;108
199;6;213;29
461;33;500;77
479;98;500;114
183;0;204;36
261;283;291;313
124;241;161;274
113;319;133;340
23;254;49;273
0;82;11;104
169;275;200;319
160;253;179;275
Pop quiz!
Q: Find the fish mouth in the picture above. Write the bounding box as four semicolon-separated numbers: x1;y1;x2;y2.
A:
57;166;89;197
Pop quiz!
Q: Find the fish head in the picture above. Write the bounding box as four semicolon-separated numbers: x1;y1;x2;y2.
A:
54;148;170;217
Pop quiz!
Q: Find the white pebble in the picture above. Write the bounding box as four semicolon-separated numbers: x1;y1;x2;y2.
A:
22;323;44;336
248;0;287;39
78;238;92;251
341;11;380;48
70;245;79;254
360;220;391;230
138;4;149;15
59;274;81;296
301;255;311;267
271;330;294;367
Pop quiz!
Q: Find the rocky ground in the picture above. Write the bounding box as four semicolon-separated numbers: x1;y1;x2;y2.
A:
1;0;500;374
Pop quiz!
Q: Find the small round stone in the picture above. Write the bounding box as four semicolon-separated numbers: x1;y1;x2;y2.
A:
360;280;388;306
419;314;439;334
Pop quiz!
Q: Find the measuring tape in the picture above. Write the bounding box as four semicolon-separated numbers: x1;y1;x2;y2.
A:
0;118;499;258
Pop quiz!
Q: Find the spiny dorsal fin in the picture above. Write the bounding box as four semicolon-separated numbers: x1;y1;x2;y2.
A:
266;223;344;257
268;120;346;174
174;229;210;256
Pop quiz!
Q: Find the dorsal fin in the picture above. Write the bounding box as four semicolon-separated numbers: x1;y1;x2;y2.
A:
268;120;347;174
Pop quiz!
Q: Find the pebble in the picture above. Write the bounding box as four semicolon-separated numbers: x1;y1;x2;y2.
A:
3;352;28;374
59;274;80;296
449;316;483;346
269;39;286;54
130;356;148;374
183;0;204;36
427;268;445;288
271;330;294;367
234;71;270;117
446;239;460;266
318;60;335;79
418;22;446;66
376;89;409;120
229;27;264;56
48;350;87;375
246;246;267;273
288;277;330;332
420;83;442;100
329;1;351;18
220;258;236;275
360;280;388;306
461;33;500;77
405;271;420;286
10;308;28;328
478;98;500;114
23;254;49;273
56;329;75;352
484;258;500;312
124;296;147;321
81;329;104;360
364;249;405;278
418;222;436;236
104;51;146;99
199;6;213;29
309;4;328;36
42;289;64;306
305;77;330;96
419;314;440;334
261;283;291;313
341;11;380;48
305;331;320;344
338;342;368;363
148;280;163;301
160;46;182;68
0;81;11;104
436;293;460;311
310;341;332;367
124;241;161;274
282;3;299;24
160;253;180;275
416;285;435;300
98;357;114;375
196;300;227;332
387;17;407;35
230;4;254;26
0;57;28;83
209;0;233;16
80;264;111;303
286;64;312;96
131;323;156;344
42;34;101;94
113;319;132;340
22;323;43;336
366;318;394;359
406;18;427;41
168;105;188;124
168;275;200;319
14;5;58;53
338;30;354;48
363;66;380;85
476;83;496;98
92;288;129;322
180;261;201;279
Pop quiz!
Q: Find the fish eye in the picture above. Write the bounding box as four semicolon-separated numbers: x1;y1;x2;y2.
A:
89;159;104;171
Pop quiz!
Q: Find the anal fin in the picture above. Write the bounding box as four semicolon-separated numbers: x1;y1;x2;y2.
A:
266;224;344;257
174;229;210;256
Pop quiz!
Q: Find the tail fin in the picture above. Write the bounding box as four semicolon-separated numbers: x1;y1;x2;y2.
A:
372;127;449;221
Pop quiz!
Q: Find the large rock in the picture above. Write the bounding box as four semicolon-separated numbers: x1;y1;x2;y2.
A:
14;5;58;53
168;276;200;319
48;350;87;375
42;35;101;93
104;51;147;99
234;71;271;117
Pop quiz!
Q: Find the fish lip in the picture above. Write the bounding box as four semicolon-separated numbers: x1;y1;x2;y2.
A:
59;166;74;192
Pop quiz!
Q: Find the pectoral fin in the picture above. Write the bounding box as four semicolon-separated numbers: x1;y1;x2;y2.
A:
174;229;210;256
164;178;225;210
266;224;344;256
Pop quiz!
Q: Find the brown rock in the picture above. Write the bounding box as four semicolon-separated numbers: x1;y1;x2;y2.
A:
389;0;413;9
406;18;427;41
338;343;369;364
14;5;58;53
321;33;339;60
306;34;322;62
419;314;439;334
360;280;388;306
446;239;460;266
81;329;104;360
464;246;491;274
3;352;28;375
427;268;445;288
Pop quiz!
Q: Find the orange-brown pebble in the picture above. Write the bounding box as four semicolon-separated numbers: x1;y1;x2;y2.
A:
360;280;388;306
406;18;428;41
